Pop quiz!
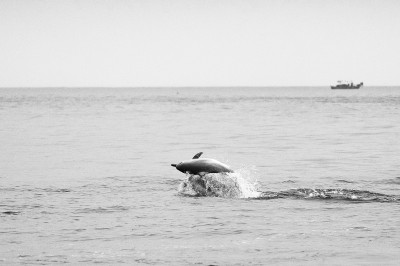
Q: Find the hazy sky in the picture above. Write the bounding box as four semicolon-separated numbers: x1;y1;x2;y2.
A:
1;0;399;87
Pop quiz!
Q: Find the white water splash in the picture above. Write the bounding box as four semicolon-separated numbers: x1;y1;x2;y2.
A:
231;167;262;198
177;167;262;198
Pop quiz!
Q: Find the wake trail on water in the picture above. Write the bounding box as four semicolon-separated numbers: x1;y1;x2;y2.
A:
258;188;400;202
177;171;400;203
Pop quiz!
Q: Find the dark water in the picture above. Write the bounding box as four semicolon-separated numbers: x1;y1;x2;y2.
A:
1;87;400;265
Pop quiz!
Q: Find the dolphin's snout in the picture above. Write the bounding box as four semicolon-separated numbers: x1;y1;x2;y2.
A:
172;162;185;173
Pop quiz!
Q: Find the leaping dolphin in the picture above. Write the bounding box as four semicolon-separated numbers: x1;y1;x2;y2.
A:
171;152;234;174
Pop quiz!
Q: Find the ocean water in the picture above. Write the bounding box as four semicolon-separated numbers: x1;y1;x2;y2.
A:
0;87;399;265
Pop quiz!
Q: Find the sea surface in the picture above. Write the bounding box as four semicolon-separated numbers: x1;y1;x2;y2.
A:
1;87;399;265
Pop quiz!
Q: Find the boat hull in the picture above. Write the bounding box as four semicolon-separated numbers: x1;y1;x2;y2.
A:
331;86;361;89
331;82;363;89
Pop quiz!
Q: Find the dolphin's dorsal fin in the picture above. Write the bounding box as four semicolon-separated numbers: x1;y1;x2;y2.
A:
192;152;203;159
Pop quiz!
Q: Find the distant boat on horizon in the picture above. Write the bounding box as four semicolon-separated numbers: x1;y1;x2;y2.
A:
331;81;363;89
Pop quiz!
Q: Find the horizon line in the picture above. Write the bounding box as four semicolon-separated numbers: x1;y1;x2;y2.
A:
1;85;400;89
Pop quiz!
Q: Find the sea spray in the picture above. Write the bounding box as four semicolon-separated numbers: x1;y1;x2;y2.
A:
178;167;262;198
231;167;262;198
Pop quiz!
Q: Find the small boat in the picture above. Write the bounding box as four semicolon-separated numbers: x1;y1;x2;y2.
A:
331;81;363;89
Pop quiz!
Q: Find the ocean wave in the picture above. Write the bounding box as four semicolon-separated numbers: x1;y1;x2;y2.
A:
73;205;130;214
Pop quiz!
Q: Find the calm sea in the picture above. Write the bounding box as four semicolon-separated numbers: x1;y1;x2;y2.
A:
1;87;399;265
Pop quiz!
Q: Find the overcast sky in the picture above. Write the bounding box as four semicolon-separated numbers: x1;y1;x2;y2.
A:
1;0;399;87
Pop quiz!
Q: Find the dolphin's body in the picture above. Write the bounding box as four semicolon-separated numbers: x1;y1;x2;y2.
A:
171;152;234;175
